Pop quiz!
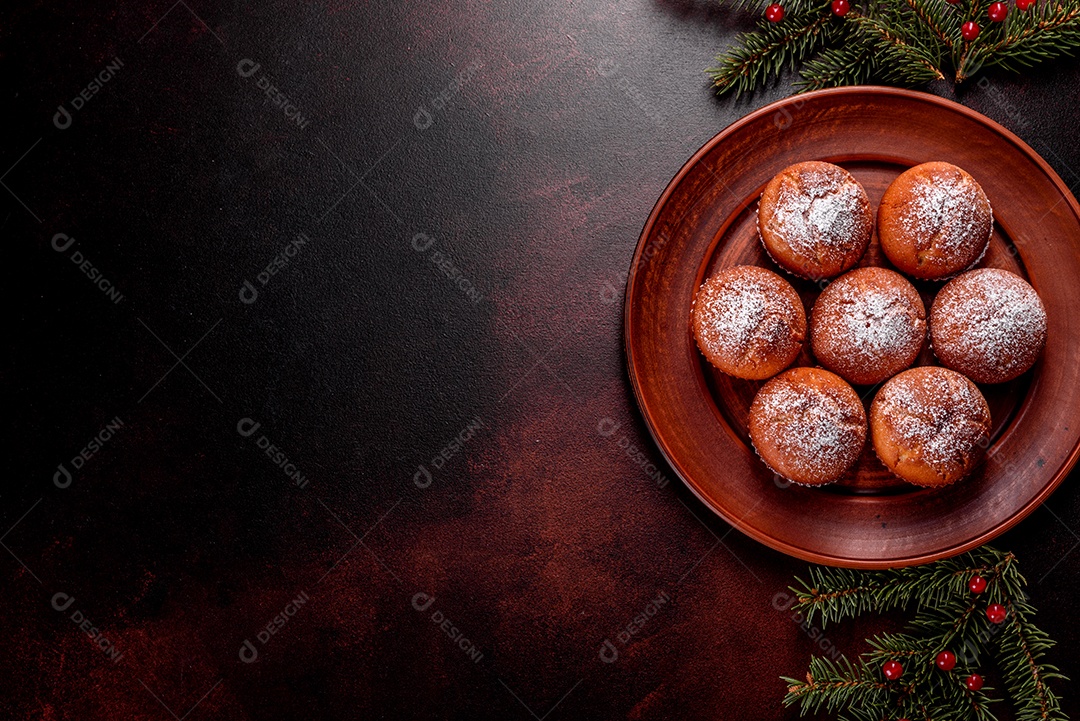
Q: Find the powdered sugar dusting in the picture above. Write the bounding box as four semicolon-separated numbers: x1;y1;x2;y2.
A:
875;369;990;473
695;268;803;369
766;166;867;258
811;269;925;383
896;169;990;256
827;284;918;355
932;269;1047;382
698;276;768;349
752;371;865;482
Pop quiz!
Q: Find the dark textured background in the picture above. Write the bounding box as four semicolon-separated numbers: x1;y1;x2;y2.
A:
4;1;1080;718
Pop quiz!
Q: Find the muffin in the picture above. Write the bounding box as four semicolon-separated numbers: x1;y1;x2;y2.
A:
870;367;992;487
877;162;993;280
930;268;1047;383
810;267;927;386
692;265;806;380
757;161;873;280
748;367;867;486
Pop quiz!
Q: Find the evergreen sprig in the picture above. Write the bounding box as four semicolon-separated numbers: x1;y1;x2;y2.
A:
796;41;876;90
781;547;1068;720
707;2;838;96
997;602;1067;721
792;546;1018;628
709;0;1080;94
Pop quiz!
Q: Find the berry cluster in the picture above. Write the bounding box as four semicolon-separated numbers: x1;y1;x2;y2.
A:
763;0;1038;38
880;574;1006;703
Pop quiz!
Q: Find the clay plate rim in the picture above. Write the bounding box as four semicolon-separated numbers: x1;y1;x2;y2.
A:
623;86;1080;568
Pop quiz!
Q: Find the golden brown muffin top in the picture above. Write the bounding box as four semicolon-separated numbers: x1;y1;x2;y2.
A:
693;265;806;380
811;267;926;385
930;268;1047;384
758;161;872;279
749;367;867;485
870;366;991;486
878;162;992;280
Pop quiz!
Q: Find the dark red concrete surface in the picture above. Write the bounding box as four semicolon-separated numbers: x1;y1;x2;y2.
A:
4;1;1080;718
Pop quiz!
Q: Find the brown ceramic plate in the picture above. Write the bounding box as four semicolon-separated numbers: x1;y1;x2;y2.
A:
625;86;1080;568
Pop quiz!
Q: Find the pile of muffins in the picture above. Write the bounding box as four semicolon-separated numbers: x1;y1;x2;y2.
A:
692;161;1048;488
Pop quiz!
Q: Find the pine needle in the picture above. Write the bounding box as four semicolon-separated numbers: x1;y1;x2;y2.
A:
782;547;1067;720
707;0;1080;93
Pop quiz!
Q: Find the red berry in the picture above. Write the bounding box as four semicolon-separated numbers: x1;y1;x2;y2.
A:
765;3;785;21
1016;0;1034;9
831;0;850;15
945;0;960;4
936;650;957;671
883;660;903;680
969;575;987;594
966;673;984;691
988;2;1008;21
962;21;980;40
987;603;1007;624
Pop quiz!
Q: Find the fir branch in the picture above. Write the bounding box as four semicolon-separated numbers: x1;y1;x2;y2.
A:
944;599;981;648
782;549;1064;720
792;566;925;625
706;0;1080;93
792;548;1015;627
797;42;876;91
900;0;958;50
955;0;999;83
847;12;946;83
984;2;1080;73
726;0;831;15
996;602;1068;721
868;0;950;60
782;656;894;714
708;5;836;96
954;46;984;83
